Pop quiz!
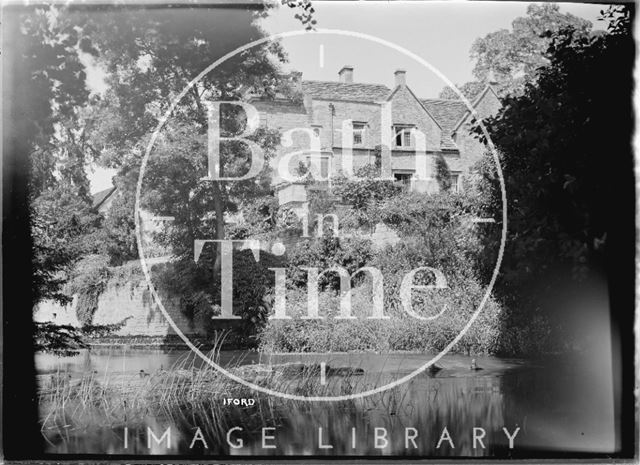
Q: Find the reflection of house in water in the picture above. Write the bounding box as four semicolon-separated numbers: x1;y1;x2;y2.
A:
250;65;501;219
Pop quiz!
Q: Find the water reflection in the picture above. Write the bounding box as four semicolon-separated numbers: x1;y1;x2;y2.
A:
37;349;618;457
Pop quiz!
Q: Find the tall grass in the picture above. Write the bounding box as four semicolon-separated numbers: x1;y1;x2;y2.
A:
38;332;420;449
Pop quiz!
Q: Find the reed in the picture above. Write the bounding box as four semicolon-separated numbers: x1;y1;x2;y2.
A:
38;332;416;444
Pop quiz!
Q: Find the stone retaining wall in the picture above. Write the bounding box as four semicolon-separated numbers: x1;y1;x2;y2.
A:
34;271;203;337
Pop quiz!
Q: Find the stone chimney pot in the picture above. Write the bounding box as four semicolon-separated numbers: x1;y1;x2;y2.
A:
339;65;354;83
394;69;406;87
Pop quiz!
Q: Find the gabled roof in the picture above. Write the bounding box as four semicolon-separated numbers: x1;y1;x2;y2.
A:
421;99;468;133
451;85;499;133
92;186;116;210
421;99;469;150
301;79;469;150
302;80;391;103
295;77;499;151
385;85;443;132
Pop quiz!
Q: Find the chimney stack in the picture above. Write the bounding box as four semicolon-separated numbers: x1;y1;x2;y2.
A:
486;68;498;86
394;69;406;87
338;65;354;83
290;70;303;93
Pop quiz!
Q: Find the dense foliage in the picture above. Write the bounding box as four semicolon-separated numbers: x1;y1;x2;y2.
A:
23;3;633;358
439;3;592;99
286;235;374;290
22;3;316;350
473;6;633;348
332;163;404;211
260;190;519;354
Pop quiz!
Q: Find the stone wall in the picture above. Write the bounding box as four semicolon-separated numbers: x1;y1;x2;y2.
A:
92;282;200;336
34;268;203;337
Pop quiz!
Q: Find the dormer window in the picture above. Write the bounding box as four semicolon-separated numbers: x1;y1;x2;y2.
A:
353;122;366;146
394;125;413;148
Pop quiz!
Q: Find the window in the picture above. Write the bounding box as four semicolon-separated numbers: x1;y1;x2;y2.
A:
319;157;329;179
393;171;413;189
394;126;413;148
312;126;321;138
306;155;330;180
353;122;365;146
449;173;461;193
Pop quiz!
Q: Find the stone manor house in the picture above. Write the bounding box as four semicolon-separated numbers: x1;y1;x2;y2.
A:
92;65;501;225
251;65;501;218
37;66;501;336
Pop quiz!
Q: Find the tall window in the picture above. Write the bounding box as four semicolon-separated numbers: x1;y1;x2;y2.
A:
353;122;365;146
394;126;413;148
450;173;461;193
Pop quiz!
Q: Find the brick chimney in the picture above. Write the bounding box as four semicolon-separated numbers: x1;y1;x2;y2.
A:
338;65;354;83
394;69;406;87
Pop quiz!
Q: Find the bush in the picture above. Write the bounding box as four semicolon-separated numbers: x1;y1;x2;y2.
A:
154;247;285;336
332;163;403;210
259;272;504;355
286;235;374;291
435;153;452;191
259;191;512;355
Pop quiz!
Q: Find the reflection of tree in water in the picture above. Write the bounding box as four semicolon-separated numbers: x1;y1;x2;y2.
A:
42;357;614;456
202;376;508;456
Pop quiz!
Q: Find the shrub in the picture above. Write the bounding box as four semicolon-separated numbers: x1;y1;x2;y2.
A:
286;235;374;291
259;190;512;355
154;247;285;336
259;274;504;355
332;163;403;210
65;254;111;326
435;153;452;191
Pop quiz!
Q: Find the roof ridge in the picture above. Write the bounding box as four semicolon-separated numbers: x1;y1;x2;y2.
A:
91;186;117;209
302;79;390;88
421;97;467;104
92;186;116;197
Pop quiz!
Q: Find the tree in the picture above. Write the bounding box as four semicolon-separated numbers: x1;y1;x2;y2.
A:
440;3;592;99
10;6;102;305
438;81;485;101
84;4;309;257
4;2;316;455
7;5;105;317
31;187;104;303
473;6;633;346
102;191;138;265
4;3;101;455
78;4;316;327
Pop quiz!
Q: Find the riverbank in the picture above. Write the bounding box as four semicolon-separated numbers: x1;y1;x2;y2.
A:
36;347;616;456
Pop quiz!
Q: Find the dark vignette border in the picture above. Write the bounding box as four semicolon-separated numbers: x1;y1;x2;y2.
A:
1;0;636;462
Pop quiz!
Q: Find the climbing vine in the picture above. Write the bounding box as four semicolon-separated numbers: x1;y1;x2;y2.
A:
435;154;452;192
66;255;111;326
65;254;146;326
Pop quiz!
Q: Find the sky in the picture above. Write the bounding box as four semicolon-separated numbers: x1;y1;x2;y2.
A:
260;1;606;97
87;1;608;194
